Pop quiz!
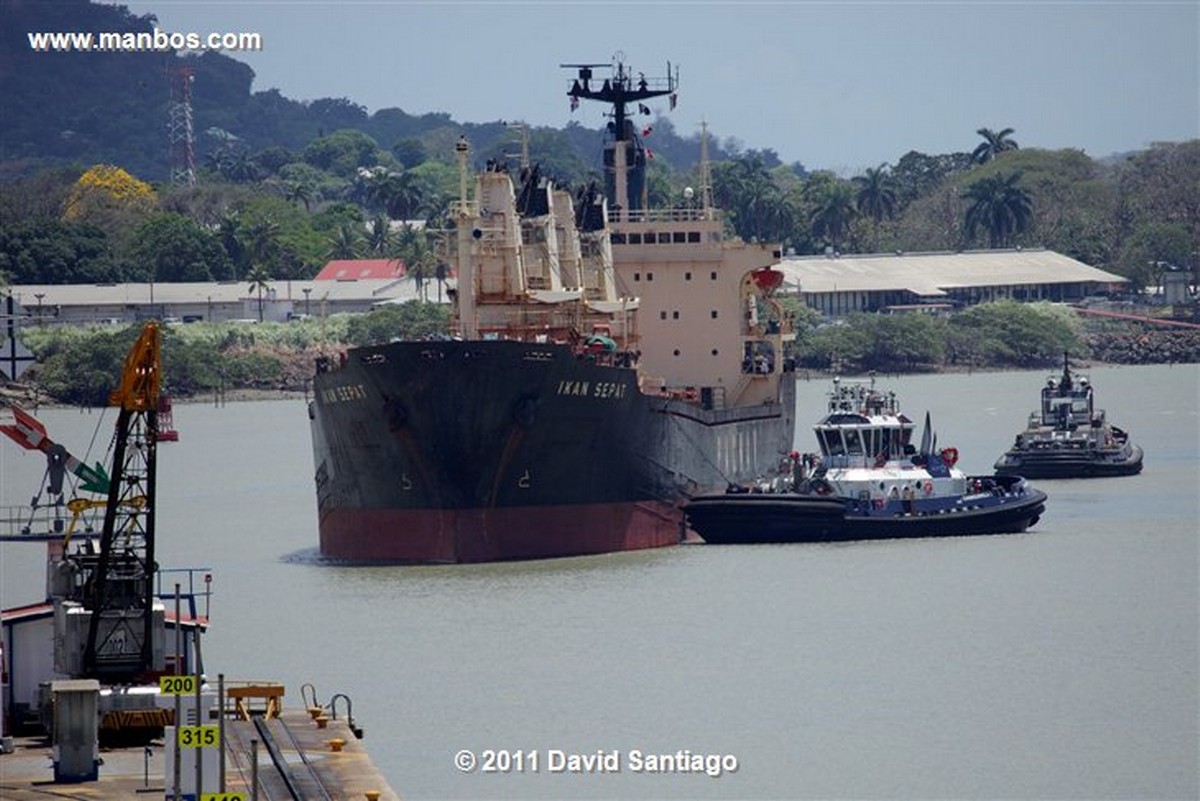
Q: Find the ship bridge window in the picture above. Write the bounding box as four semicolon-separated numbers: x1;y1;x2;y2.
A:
711;271;718;280
685;271;692;281
819;429;845;456
689;232;701;243
628;233;643;245
674;232;687;243
844;429;863;455
634;272;641;282
611;233;626;244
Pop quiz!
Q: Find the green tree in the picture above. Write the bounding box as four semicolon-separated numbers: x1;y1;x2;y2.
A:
326;223;362;261
971;127;1019;164
366;215;391;255
949;300;1079;367
246;264;272;322
283;180;315;212
854;164;897;250
808;181;858;251
344;301;451;346
304;129;382;178
963;172;1033;248
126;213;234;282
392;137;428;169
0;219;118;284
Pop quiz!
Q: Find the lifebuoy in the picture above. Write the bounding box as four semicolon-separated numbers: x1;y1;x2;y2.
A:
940;447;959;467
922;480;934;495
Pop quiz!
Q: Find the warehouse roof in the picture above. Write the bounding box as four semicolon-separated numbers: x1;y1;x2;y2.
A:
6;277;436;308
777;249;1127;297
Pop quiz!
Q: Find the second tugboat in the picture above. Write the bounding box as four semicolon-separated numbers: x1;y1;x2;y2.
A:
308;59;797;562
685;376;1047;544
994;353;1144;479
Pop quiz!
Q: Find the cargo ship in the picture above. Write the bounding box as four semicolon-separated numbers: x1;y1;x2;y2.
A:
308;59;797;562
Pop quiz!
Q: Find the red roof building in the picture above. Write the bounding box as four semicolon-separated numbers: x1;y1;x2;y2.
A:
315;259;405;281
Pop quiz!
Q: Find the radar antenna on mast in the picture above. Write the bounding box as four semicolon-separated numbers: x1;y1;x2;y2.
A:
562;57;678;220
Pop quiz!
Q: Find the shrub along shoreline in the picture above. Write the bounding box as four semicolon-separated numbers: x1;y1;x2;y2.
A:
6;300;1197;407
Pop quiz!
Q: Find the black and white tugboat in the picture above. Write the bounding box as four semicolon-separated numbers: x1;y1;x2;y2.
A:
994;353;1143;479
685;376;1047;544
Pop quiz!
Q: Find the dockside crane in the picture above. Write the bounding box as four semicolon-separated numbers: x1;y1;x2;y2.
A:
81;321;164;680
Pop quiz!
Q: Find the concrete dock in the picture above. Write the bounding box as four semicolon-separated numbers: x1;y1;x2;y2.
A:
0;707;400;800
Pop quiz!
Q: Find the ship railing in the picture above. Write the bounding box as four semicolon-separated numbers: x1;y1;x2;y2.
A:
622;207;720;224
0;503;100;541
156;567;214;626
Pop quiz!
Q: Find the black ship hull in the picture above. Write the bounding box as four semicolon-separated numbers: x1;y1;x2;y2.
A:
686;477;1047;544
309;340;794;562
995;443;1144;479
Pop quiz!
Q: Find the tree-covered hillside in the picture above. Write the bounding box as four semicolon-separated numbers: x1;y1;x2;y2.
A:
2;0;1196;297
1;0;732;183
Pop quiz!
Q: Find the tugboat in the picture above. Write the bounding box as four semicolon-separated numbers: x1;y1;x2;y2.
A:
994;353;1143;479
307;59;797;562
685;376;1047;544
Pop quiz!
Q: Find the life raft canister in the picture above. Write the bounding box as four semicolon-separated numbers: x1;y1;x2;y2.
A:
940;446;959;467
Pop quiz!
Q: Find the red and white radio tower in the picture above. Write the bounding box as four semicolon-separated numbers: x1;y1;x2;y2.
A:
168;65;196;186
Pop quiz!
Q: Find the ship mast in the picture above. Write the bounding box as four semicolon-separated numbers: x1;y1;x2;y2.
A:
699;120;714;217
452;135;478;339
564;58;677;222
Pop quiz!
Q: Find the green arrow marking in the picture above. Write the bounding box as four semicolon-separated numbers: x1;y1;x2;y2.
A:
77;462;111;494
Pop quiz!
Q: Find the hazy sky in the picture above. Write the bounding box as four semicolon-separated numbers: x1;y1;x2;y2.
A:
116;1;1198;173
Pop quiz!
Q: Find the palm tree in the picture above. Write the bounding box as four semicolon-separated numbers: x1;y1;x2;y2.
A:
972;127;1019;164
391;224;437;300
381;171;426;221
853;164;897;251
327;223;362;261
809;182;858;251
963;171;1034;248
284;180;314;212
218;212;246;279
246;264;272;322
241;217;281;274
366;215;391;256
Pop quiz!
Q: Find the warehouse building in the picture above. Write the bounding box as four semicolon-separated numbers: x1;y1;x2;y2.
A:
777;249;1128;316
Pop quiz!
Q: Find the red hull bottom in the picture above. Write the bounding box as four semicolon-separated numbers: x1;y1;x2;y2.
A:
319;501;682;563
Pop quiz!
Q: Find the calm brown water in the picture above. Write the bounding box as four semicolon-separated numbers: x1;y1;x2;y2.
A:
3;364;1197;800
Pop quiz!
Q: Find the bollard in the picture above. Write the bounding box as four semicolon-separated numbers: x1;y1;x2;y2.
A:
328;738;345;752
